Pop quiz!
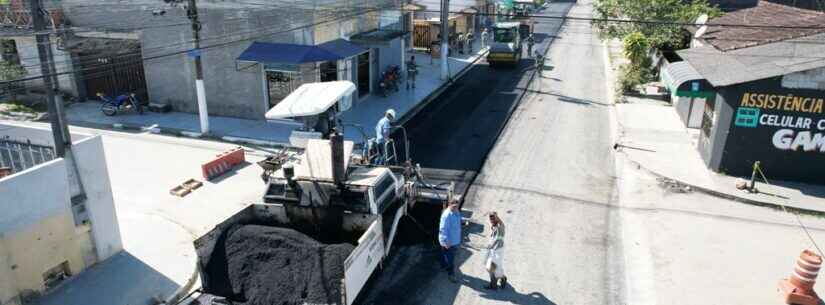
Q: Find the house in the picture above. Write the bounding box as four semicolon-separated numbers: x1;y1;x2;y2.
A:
0;123;122;305
409;0;486;51
661;1;825;182
1;0;408;120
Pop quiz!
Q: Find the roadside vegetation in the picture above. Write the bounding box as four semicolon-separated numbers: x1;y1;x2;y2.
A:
593;0;722;96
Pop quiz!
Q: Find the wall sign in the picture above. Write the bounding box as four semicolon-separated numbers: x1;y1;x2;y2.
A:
734;92;825;153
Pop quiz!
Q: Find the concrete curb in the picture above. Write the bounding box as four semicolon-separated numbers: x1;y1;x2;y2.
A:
619;154;825;217
68;119;289;149
67;52;489;151
397;48;490;126
600;40;825;217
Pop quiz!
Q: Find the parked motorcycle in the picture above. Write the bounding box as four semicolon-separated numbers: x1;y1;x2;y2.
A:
98;92;143;116
379;65;402;97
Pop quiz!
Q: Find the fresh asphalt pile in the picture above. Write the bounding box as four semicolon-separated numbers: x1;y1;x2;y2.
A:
213;224;355;305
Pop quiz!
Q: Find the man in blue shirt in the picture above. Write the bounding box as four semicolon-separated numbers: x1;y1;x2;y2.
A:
438;200;462;282
374;109;395;165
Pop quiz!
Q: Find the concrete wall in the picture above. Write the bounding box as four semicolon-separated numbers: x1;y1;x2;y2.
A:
13;37;78;96
0;159;93;303
783;66;825;91
71;136;122;260
0;123;122;303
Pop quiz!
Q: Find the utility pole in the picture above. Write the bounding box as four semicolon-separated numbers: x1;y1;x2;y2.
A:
30;0;69;157
187;0;209;134
440;0;449;80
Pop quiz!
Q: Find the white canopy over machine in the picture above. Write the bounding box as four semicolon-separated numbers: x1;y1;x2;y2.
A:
265;81;356;120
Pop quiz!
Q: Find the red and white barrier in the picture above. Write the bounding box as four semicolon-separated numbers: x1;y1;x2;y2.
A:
202;147;245;180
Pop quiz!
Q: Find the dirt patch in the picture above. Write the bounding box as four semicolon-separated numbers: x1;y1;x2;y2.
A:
211;224;355;305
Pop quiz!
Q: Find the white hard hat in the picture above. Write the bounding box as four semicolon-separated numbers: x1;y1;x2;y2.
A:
386;109;396;118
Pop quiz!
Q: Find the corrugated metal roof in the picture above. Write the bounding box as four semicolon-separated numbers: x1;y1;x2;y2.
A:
662;61;704;92
677;33;825;87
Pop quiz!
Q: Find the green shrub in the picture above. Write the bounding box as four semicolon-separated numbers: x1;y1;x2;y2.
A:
616;63;653;97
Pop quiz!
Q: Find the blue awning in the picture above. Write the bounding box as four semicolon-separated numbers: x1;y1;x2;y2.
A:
237;39;365;64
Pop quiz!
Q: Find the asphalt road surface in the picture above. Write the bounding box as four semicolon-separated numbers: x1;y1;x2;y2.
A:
398;2;572;172
358;1;619;304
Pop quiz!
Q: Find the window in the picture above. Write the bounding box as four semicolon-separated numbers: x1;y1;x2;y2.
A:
372;174;396;213
701;96;716;137
43;261;71;290
493;28;515;43
266;70;302;107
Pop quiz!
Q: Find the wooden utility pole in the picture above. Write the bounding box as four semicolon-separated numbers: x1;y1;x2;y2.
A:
30;0;69;156
187;0;209;134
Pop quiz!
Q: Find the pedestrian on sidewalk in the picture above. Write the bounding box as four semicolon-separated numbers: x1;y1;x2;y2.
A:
467;32;474;53
484;212;507;290
406;56;418;90
481;28;489;49
439;200;462;283
373;109;395;165
526;33;535;57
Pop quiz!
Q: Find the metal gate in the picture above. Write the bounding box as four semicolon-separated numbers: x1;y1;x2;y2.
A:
413;23;432;50
0;139;55;174
79;51;148;101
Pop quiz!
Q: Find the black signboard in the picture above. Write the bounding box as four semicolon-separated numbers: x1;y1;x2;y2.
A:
717;77;825;183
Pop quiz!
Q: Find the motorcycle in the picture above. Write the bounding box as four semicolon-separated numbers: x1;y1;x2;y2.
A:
98;92;143;116
379;66;401;97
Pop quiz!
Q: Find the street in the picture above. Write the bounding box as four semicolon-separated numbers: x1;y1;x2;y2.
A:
7;0;825;304
360;1;617;304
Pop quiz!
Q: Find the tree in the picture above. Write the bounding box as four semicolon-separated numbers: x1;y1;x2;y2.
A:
0;61;27;102
593;0;722;49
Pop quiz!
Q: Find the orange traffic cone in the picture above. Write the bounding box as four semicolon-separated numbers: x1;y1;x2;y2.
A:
779;249;822;305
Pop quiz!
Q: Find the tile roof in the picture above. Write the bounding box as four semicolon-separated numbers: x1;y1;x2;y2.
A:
678;33;825;86
698;1;825;51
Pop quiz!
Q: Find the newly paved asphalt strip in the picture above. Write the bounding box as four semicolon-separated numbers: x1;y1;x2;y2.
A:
358;1;586;305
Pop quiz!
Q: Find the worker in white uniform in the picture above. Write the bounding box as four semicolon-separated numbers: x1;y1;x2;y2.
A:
374;109;395;165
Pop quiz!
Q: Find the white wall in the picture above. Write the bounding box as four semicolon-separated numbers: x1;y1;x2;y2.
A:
71;136;122;260
0;159;70;234
0;123;122;261
783;66;825;90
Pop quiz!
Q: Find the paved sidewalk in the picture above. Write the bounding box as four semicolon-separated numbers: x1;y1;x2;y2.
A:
65;42;488;147
605;40;825;214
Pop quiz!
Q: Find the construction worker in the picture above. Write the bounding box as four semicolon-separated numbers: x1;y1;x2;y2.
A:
526;33;535;57
406;56;418;90
374;109;395;165
481;28;489;49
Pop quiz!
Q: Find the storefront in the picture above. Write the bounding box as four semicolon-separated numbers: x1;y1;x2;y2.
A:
698;76;825;183
236;39;367;110
660;61;715;129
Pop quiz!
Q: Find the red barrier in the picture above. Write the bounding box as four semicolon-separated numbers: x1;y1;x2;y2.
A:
202;147;245;180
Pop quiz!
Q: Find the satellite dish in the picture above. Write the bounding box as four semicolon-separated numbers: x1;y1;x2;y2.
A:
694;14;709;26
693;14;709;38
694;25;708;38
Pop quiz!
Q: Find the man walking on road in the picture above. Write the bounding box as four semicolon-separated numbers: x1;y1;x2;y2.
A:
526;33;535;57
439;200;462;283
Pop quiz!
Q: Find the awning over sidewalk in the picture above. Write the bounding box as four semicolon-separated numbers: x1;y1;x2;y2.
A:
661;61;714;98
237;39;365;64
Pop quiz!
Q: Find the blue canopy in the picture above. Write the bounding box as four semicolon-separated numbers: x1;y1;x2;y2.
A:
237;39;366;64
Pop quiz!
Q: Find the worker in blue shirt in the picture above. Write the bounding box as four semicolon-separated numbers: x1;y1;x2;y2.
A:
374;109;395;165
438;200;462;283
